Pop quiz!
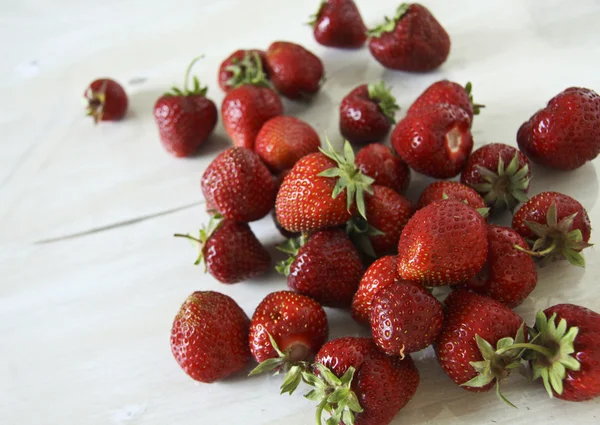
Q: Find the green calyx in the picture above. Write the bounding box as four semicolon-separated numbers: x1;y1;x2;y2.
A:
464;82;485;115
346;216;384;258
173;213;224;269
165;55;209;97
275;235;308;276
85;81;107;123
367;81;400;123
318;139;375;220
441;192;490;218
225;51;270;89
307;0;326;27
514;203;593;267
471;152;530;212
367;3;410;38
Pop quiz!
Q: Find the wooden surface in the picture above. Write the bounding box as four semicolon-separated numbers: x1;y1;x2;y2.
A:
1;0;600;424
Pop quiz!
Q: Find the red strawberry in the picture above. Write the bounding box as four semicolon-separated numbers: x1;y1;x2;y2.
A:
368;3;450;72
512;192;592;267
154;58;218;157
265;41;324;99
255;115;321;172
355;143;411;194
397;200;488;286
201;147;276;222
84;78;128;123
271;170;301;239
517;87;600;170
417;181;486;211
391;103;473;178
460;143;531;211
408;80;484;124
310;0;367;48
277;229;364;308
371;282;443;355
174;216;271;284
339;82;400;145
218;49;268;92
461;225;537;308
170;291;251;382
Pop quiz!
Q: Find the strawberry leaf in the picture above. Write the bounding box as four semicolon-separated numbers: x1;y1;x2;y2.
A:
367;81;400;123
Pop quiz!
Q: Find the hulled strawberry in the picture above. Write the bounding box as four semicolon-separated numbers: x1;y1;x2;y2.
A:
512;192;592;267
339;82;400;145
355;143;411;194
84;78;128;123
417;181;486;211
170;291;251;382
391;103;473;178
310;0;367;48
218;49;269;92
408;81;483;124
368;3;450;72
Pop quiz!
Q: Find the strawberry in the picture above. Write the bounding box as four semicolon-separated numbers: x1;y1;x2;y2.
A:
460;225;537;308
310;0;367;48
339;82;400;145
371;282;443;355
277;229;364;308
460;143;531;211
276;140;374;233
265;41;324;99
174;215;271;284
154;58;218;157
512;192;593;267
201;147;276;222
517;87;600;170
408;81;483;124
417;181;487;212
84;78;128;123
355;143;411;194
170;291;251;382
255;115;321;172
368;3;450;72
391;103;473;178
397;200;488;286
218;49;268;92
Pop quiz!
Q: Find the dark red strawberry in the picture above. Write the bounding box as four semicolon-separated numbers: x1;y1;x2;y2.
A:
391;103;473;178
170;291;251;382
517;87;600;170
174;216;271;284
218;49;268;92
255;115;321;172
84;78;128;123
310;0;367;48
417;181;486;211
397;200;488;286
265;41;324;99
368;3;450;72
512;192;592;267
339;82;400;145
408;80;483;124
355;143;411;194
201;147;276;222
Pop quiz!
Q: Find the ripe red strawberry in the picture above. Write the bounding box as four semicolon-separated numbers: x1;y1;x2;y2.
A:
461;225;537;308
460;143;531;211
512;192;592;267
339;82;400;145
277;229;364;308
417;181;486;211
170;291;251;382
517;87;600;170
175;216;271;284
84;78;128;123
408;80;483;124
355;143;411;194
391;103;473;178
368;3;450;72
265;41;324;99
201;147;276;222
218;49;268;92
310;0;367;48
255;115;321;172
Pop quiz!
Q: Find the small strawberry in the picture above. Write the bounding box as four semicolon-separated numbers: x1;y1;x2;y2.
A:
201;147;276;222
461;225;537;308
355;143;411;194
310;0;367;48
408;81;484;124
391;103;473;178
174;215;271;284
517;87;600;170
84;78;128;123
154;57;218;157
397;200;488;286
339;81;400;145
512;192;593;267
460;143;531;211
218;49;268;92
277;229;364;308
170;291;251;382
265;41;324;99
368;3;450;72
255;115;321;172
417;181;486;211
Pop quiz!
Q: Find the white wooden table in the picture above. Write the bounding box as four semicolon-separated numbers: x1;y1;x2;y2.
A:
2;1;600;424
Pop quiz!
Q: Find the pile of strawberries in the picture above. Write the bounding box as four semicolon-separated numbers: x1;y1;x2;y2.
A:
83;2;600;424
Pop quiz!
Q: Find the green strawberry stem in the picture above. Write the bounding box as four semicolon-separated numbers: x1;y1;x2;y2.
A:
346;216;384;258
225;51;270;89
174;213;224;268
307;0;326;27
275;235;308;276
514;240;557;258
367;3;410;37
464;82;485;115
367;81;400;123
165;55;208;97
495;342;554;358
